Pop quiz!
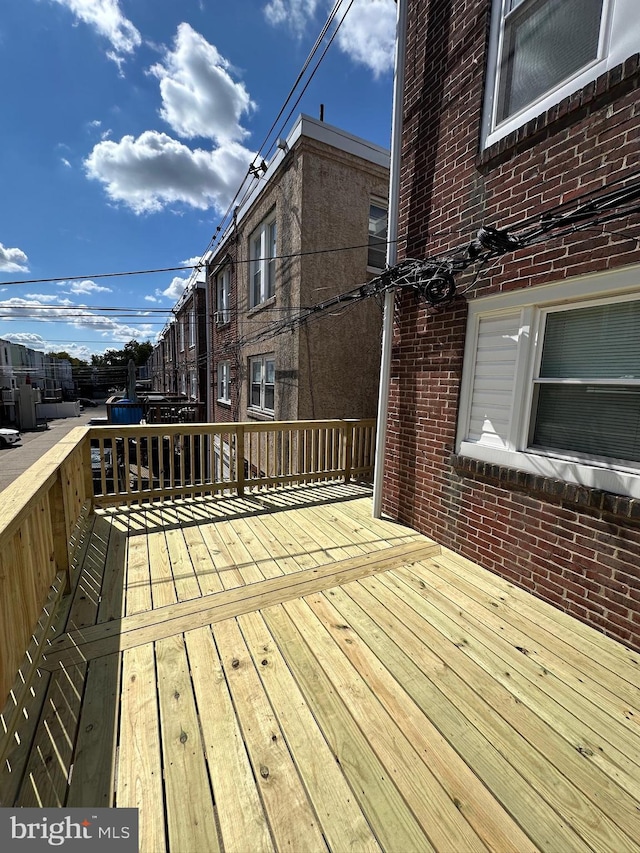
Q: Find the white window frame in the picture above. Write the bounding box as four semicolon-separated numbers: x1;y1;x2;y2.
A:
457;264;640;498
249;214;277;308
482;0;636;149
248;355;275;414
217;360;231;404
216;268;231;324
179;319;185;353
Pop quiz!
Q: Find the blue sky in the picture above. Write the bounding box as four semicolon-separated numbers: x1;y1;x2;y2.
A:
0;0;395;360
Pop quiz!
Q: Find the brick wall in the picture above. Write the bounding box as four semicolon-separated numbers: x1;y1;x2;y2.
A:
383;0;640;650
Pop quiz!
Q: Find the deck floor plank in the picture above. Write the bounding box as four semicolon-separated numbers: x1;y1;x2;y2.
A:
407;554;640;715
436;550;640;682
156;632;221;853
329;577;593;852
186;624;274;853
350;572;637;852
116;643;166;853
305;588;539;853
381;565;640;837
212;616;328;852
238;608;382;853
281;596;490;853
393;560;640;787
262;602;434;853
4;484;640;852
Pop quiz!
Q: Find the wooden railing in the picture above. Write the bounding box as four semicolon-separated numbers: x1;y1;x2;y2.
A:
0;418;375;712
0;426;92;714
89;418;376;504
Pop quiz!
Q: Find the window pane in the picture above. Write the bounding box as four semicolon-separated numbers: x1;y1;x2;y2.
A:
498;0;603;122
251;360;262;383
265;359;275;384
264;385;274;411
532;385;640;463
251;384;261;407
540;301;640;379
368;203;387;268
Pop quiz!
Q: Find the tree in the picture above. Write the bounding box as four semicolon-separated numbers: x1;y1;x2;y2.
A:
47;351;89;368
90;339;154;392
91;339;153;368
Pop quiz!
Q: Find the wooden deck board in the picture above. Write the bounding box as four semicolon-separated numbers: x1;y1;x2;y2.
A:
2;483;639;853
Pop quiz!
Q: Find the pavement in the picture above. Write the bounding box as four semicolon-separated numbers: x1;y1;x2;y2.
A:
0;406;105;493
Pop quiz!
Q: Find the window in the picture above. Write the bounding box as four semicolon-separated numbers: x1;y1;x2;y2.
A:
530;301;640;462
249;355;275;413
189;307;196;348
190;371;198;400
179;319;185;352
217;360;231;403
457;267;640;497
368;201;388;269
216;268;231;324
483;0;634;147
249;215;277;308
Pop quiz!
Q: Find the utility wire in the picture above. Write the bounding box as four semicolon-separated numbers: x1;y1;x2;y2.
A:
0;240;395;289
215;172;640;351
200;0;357;260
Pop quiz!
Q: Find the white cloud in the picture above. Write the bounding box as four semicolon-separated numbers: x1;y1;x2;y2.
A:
84;130;254;213
182;256;204;267
264;0;395;77
0;296;156;341
65;279;113;294
25;293;75;303
264;0;321;36
1;332;93;360
2;332;49;349
160;276;189;301
49;0;141;57
0;243;29;273
149;23;255;143
61;157;72;168
144;294;159;302
335;0;395;77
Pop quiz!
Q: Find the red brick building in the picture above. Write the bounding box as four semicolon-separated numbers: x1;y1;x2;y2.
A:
382;0;640;649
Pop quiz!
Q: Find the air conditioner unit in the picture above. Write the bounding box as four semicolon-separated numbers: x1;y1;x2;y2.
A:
214;311;227;325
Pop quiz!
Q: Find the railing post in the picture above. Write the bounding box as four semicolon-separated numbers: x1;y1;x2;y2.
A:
82;433;94;512
343;422;353;484
236;424;245;496
49;470;71;593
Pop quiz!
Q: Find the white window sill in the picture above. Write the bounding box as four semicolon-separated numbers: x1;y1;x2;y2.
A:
247;408;274;421
248;296;276;316
458;441;640;500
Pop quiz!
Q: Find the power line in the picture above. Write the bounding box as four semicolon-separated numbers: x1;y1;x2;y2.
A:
0;240;395;289
201;0;358;260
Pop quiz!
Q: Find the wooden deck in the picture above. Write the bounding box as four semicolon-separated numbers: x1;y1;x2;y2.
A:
1;482;639;852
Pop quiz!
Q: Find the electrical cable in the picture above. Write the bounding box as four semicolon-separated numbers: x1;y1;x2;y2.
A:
199;0;356;262
0;240;396;289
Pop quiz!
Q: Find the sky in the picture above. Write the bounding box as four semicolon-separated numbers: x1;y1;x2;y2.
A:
0;0;396;361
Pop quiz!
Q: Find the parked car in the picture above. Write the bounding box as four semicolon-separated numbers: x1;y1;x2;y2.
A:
0;427;21;448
